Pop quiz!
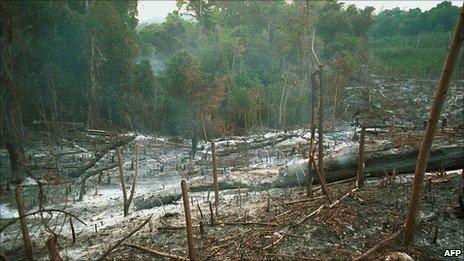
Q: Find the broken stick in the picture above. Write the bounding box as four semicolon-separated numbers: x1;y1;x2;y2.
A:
125;243;189;261
96;214;152;261
353;229;402;261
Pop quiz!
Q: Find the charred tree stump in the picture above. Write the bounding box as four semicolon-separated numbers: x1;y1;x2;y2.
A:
116;143;139;217
209;201;214;226
38;182;45;210
15;186;34;260
46;235;62;261
197;203;204;219
181;180;196;261
199;221;205;236
211;141;219;215
116;148;128;216
69;216;76;244
357;125;366;187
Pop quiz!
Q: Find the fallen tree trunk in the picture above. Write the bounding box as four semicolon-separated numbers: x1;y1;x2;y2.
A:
134;193;181;210
140;144;462;196
283;145;463;187
68;134;136;179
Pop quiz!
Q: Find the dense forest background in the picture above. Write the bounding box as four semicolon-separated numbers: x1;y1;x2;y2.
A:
1;1;461;141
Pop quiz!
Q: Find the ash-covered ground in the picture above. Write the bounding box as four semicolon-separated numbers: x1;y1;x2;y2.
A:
0;78;463;260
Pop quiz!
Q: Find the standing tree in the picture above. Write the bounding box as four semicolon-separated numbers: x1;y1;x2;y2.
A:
0;2;33;258
403;5;464;246
116;143;139;217
308;27;332;203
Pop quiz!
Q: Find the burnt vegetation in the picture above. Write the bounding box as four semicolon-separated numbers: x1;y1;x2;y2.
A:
0;1;463;260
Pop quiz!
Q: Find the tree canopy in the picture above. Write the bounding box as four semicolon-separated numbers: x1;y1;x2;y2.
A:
1;0;461;140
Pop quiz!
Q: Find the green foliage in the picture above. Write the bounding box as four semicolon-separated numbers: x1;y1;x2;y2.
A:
138;13;197;56
1;0;460;139
0;0;161;133
88;1;139;125
369;1;460;78
370;35;449;76
370;2;460;37
1;1;88;126
161;50;225;136
369;2;460;77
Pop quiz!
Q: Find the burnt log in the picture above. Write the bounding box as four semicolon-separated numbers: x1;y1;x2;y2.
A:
282;145;463;187
134;193;181;210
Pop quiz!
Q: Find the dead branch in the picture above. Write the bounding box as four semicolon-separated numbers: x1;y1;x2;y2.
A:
265;254;317;260
274;209;293;219
69;134;136;178
96;214;153;261
295;187;358;226
0;208;86;233
77;164;118;184
219;222;278;227
157;221;277;230
125;243;189;261
263;234;285;250
284;178;358;206
78;163;118;201
283;195;325;206
353;229;403;261
295;204;325;226
329;187;358;208
157;225;203;231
